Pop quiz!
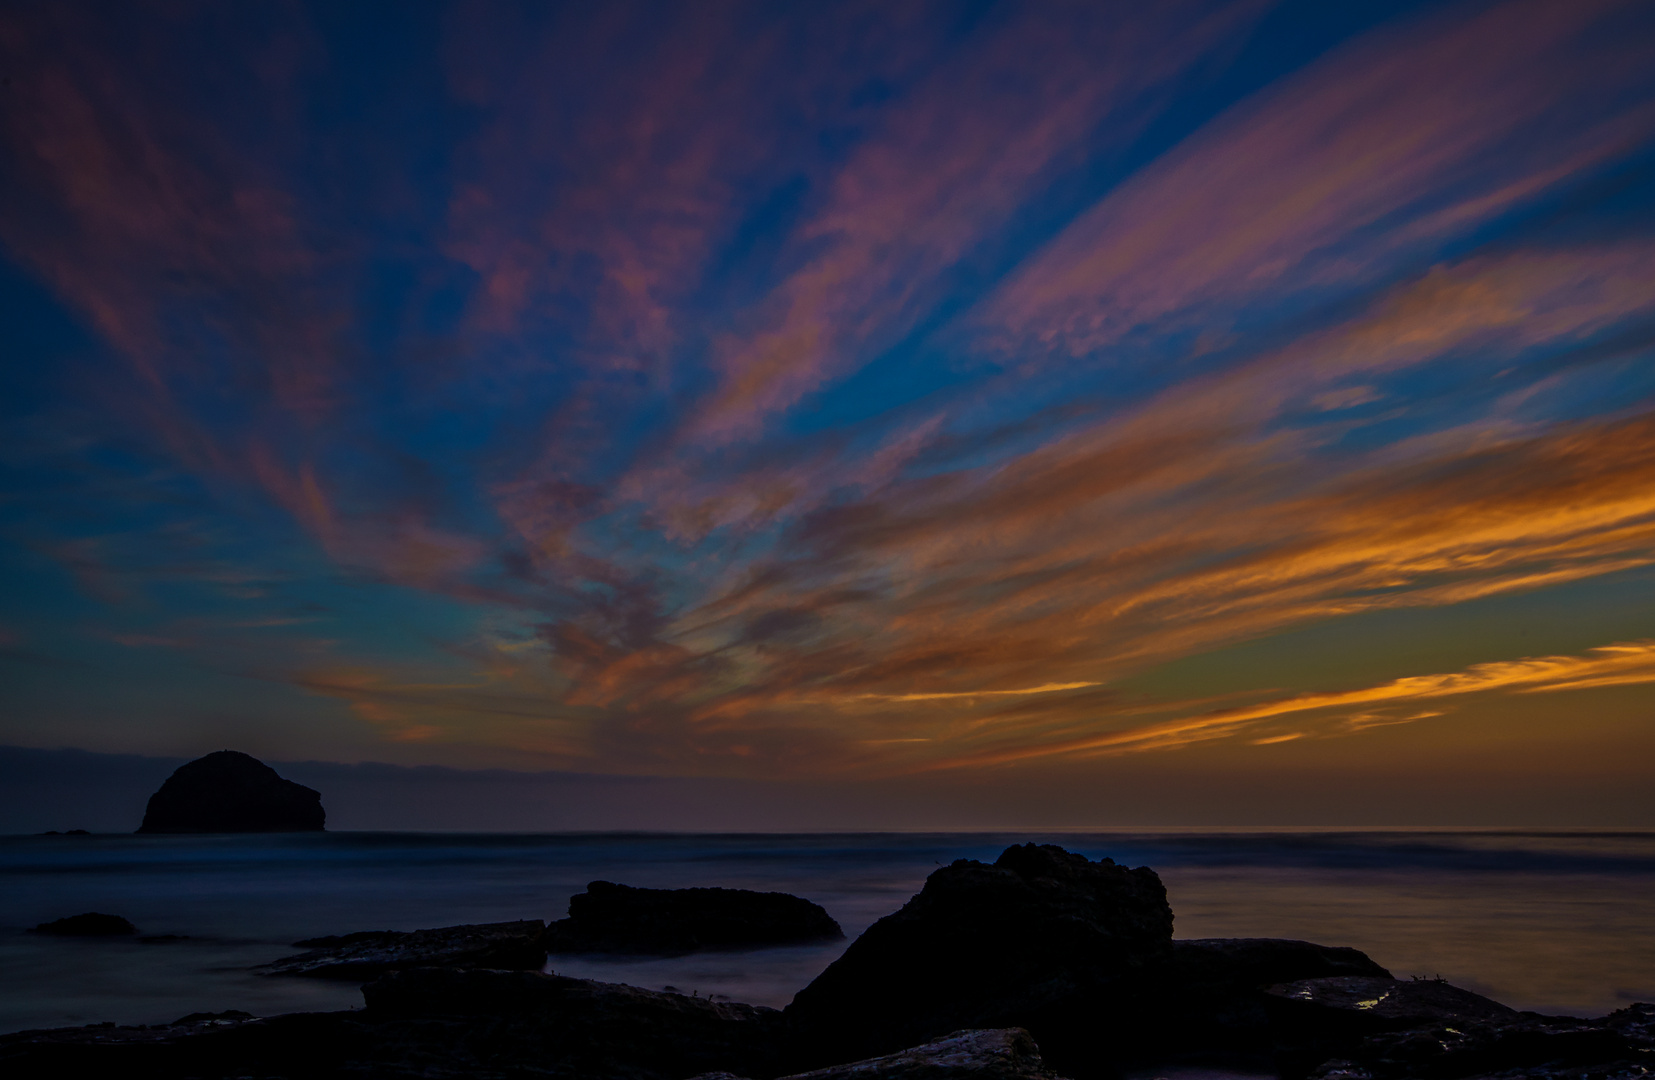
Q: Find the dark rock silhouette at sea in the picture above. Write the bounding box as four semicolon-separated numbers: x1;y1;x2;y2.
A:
4;843;1651;1080
544;881;844;956
136;751;324;834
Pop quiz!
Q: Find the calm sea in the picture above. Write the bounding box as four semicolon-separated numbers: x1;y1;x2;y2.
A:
2;829;1652;1037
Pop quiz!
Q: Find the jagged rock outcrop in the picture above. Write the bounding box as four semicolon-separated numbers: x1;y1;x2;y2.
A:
786;843;1173;1077
136;751;324;833
29;912;137;936
254;920;546;979
544;880;843;956
691;1027;1073;1080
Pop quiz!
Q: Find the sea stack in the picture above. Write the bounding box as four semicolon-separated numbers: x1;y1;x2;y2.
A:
137;750;325;833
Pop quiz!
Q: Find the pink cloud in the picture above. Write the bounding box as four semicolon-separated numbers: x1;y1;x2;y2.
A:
978;0;1655;362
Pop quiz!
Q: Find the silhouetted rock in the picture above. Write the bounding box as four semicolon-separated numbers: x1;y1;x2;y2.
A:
691;1027;1073;1080
29;912;137;936
254;919;546;979
1264;976;1519;1077
137;751;323;833
38;829;90;836
786;843;1172;1078
1304;1000;1655;1079
1137;938;1392;1062
544;880;843;956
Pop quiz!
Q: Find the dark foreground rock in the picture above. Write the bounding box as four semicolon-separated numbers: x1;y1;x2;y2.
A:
786;843;1173;1078
0;968;788;1079
29;912;137;936
692;1027;1074;1080
1265;974;1518;1073
254;919;546;978
136;750;324;833
1138;938;1392;1064
1257;976;1655;1079
545;880;844;956
1305;1000;1655;1080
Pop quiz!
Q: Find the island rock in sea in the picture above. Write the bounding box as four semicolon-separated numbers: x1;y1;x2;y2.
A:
137;751;325;833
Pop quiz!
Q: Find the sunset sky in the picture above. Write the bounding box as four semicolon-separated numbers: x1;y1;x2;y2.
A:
3;0;1655;825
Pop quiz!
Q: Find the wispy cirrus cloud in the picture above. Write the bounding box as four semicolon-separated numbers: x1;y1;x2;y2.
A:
913;640;1655;771
977;0;1655;364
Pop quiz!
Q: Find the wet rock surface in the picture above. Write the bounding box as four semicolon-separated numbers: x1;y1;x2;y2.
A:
1265;975;1518;1074
691;1027;1074;1080
28;912;137;936
136;750;324;833
544;880;843;956
255;919;547;978
1138;938;1394;1061
1264;979;1655;1079
786;842;1173;1078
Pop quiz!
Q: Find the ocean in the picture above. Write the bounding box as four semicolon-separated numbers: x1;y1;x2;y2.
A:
2;829;1652;1040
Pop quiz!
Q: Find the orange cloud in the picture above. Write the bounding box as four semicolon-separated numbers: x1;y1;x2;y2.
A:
916;640;1655;770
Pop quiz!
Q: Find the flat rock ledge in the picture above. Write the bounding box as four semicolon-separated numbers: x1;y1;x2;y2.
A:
691;1027;1072;1080
544;880;844;956
254;919;546;979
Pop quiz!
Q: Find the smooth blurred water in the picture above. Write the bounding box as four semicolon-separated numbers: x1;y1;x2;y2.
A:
2;829;1652;1034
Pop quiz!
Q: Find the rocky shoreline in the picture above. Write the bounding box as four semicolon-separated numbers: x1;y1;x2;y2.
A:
4;844;1650;1079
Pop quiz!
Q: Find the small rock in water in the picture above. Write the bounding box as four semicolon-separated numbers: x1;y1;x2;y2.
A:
254;919;547;979
29;912;138;936
544;880;843;956
136;750;324;834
